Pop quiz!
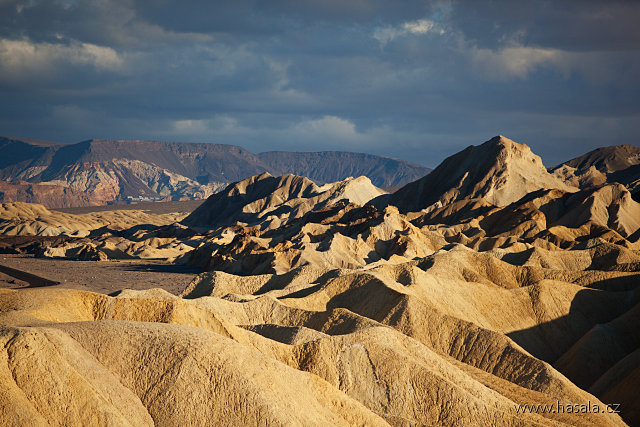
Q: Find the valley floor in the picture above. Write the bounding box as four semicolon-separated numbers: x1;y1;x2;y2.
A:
0;254;201;295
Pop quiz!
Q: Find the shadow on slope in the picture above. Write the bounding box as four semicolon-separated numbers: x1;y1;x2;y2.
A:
508;287;640;426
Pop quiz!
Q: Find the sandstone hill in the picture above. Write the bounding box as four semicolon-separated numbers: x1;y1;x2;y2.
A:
175;181;640;274
182;172;386;231
373;136;577;213
0;202;187;237
0;244;634;425
1;136;640;425
0;202;195;260
551;144;640;200
0;136;429;208
560;145;640;174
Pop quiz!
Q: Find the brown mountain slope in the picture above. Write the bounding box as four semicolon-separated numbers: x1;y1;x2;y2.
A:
551;144;640;198
0;181;94;208
374;135;575;213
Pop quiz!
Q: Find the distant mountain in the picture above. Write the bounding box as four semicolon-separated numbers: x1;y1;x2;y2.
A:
256;151;429;187
0;136;430;208
551;144;640;200
0;181;94;208
373;135;576;213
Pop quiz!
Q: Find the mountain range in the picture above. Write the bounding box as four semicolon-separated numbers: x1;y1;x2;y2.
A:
0;136;431;208
1;135;640;425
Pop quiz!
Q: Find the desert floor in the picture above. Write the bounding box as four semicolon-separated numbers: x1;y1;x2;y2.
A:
0;254;201;295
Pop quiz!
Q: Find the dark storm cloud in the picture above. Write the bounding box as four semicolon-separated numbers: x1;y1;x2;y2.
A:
448;0;640;51
1;0;639;167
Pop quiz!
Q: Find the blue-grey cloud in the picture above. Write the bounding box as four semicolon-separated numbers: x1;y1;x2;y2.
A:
1;0;639;168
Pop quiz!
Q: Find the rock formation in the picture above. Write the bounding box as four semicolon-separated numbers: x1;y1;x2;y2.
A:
374;135;576;213
1;135;639;425
182;173;386;231
551;144;640;199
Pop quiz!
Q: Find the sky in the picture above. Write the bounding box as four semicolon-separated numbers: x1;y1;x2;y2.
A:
1;0;639;168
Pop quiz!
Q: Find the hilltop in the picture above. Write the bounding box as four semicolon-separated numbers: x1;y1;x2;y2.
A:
374;135;576;213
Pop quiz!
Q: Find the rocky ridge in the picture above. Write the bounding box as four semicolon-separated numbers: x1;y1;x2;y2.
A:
551;144;640;199
375;136;577;213
1;135;639;425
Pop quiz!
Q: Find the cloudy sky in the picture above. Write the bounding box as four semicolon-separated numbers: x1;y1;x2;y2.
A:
1;0;639;167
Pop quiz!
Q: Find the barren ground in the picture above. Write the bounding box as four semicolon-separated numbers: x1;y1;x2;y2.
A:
52;199;205;215
0;254;201;295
